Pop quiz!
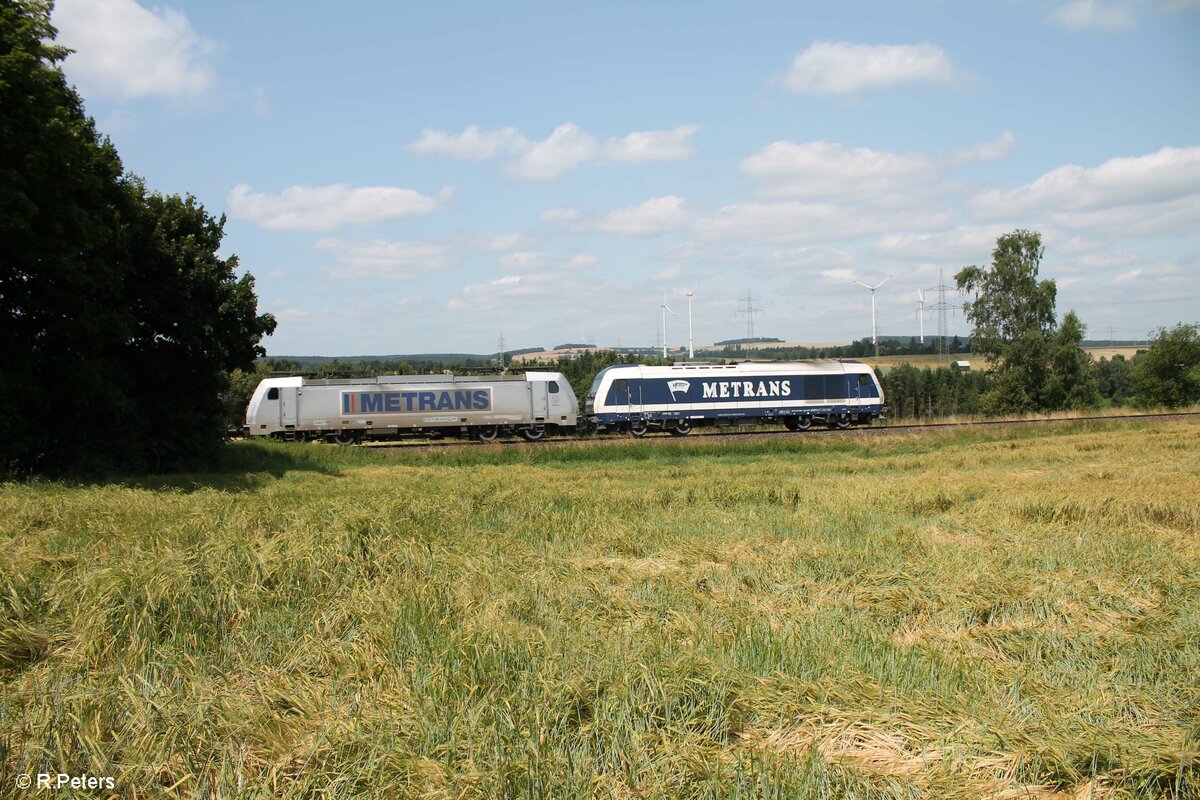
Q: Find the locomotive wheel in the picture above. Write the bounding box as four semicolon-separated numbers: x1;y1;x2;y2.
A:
519;425;546;442
833;414;851;429
475;425;500;442
335;431;358;446
795;416;812;431
629;420;649;437
669;420;692;436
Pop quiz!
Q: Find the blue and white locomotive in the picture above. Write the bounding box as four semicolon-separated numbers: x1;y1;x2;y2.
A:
585;361;884;436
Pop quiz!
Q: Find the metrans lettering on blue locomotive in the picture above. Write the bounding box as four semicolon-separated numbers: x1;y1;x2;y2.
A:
700;379;792;399
342;388;491;415
605;374;879;406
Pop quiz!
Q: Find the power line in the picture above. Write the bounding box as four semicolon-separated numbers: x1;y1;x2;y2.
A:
1069;295;1198;307
734;288;763;339
925;268;960;356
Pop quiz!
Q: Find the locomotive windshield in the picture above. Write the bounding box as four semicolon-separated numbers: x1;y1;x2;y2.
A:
586;365;638;401
586;366;613;401
586;372;604;402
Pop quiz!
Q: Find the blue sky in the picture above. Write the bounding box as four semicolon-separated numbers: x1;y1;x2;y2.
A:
51;0;1200;355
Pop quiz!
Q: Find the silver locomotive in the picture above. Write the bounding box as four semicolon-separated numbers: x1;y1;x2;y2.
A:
245;372;577;442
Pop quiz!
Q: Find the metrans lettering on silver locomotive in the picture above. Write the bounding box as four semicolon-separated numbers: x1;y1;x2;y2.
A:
342;389;491;415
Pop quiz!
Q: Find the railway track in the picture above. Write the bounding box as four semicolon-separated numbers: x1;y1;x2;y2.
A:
363;410;1200;453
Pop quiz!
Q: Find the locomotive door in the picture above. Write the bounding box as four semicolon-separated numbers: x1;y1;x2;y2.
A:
547;380;565;418
529;383;549;421
279;387;298;427
608;379;630;408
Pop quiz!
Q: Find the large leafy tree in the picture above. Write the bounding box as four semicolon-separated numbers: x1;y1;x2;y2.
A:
1130;323;1200;409
1;0;274;473
956;230;1098;413
122;186;277;467
1;0;136;470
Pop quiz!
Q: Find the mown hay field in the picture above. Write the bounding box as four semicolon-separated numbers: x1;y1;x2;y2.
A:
2;421;1198;798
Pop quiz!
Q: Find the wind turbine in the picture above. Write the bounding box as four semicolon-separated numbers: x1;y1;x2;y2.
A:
916;288;926;346
660;294;674;358
851;272;895;359
682;288;695;359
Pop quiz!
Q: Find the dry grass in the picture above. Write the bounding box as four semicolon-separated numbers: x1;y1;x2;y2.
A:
1;420;1197;798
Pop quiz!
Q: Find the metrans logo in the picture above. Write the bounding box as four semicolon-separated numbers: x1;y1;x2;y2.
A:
343;389;490;415
701;380;792;399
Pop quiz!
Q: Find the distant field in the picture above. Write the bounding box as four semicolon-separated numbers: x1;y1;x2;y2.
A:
865;347;1142;372
861;353;969;370
2;422;1197;798
1083;346;1145;362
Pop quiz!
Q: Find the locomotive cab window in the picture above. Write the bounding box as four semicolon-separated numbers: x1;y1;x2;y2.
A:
612;379;628;391
549;381;560;393
267;387;280;400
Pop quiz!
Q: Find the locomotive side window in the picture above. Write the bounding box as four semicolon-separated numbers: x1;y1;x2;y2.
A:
549;381;560;393
612;379;628;391
267;387;280;400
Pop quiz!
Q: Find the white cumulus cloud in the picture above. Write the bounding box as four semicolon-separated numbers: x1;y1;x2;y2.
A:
541;206;582;224
969;143;1200;224
228;184;452;231
317;239;450;280
1047;1;1137;30
740;133;1014;200
948;131;1017;165
743;141;932;199
875;226;1015;263
604;125;701;163
497;252;598;273
694;201;954;245
448;266;615;314
779;41;958;95
472;233;527;252
562;254;599;270
587;196;689;236
411;122;700;180
53;0;217;101
499;251;553;271
505;123;601;180
407;125;528;159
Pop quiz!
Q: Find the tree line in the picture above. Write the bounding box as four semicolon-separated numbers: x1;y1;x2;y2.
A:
708;335;971;361
879;332;1195;420
2;2;274;474
883;228;1196;418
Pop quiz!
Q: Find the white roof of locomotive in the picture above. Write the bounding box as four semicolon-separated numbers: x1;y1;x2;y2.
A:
608;360;872;377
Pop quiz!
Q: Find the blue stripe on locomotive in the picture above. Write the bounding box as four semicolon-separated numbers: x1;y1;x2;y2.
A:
595;373;882;423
